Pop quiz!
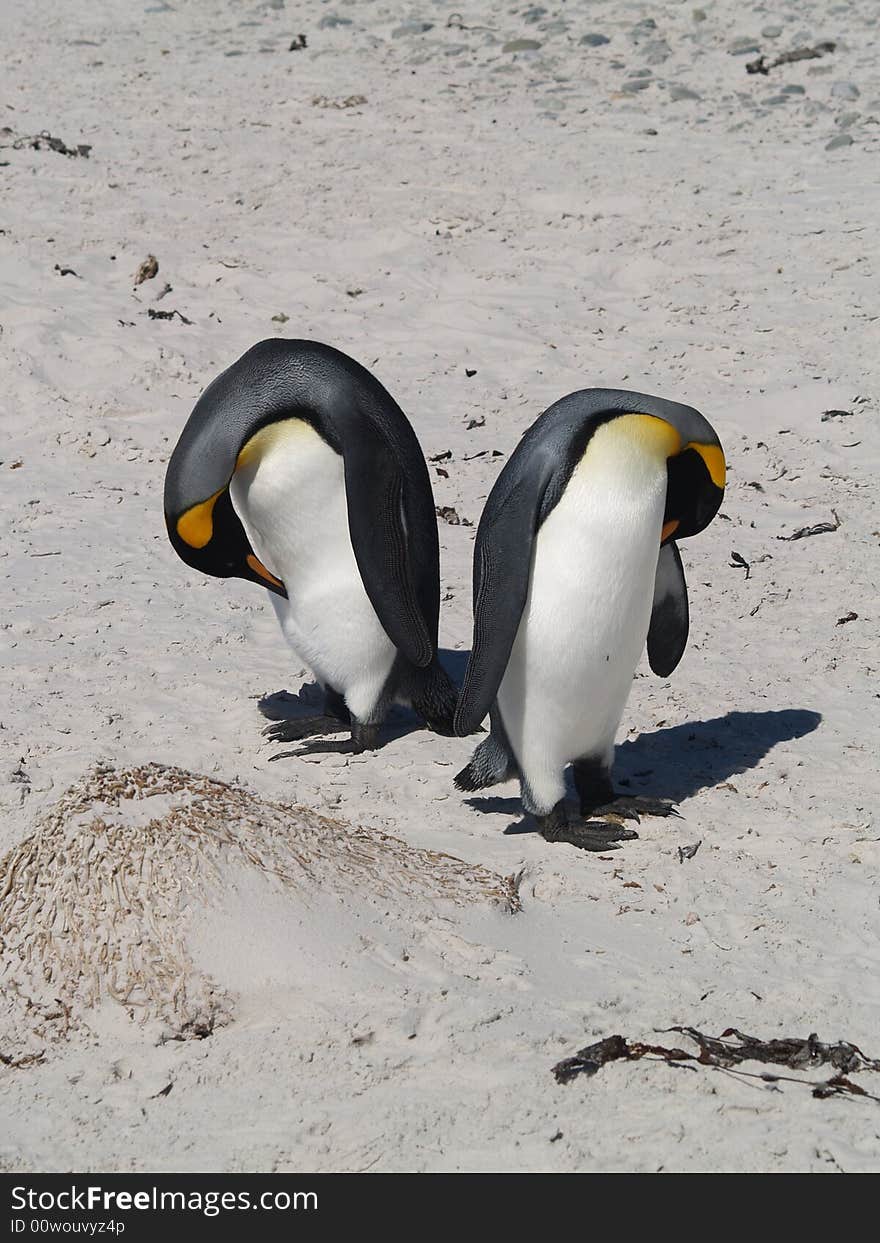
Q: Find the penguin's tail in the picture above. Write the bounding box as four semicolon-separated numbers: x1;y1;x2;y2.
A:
409;657;458;737
454;731;517;792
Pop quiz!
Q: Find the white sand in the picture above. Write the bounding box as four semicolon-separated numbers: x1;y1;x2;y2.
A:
1;0;879;1172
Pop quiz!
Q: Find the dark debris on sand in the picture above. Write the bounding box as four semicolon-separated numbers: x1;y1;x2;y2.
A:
553;1028;880;1101
777;510;840;541
747;42;836;75
8;130;92;157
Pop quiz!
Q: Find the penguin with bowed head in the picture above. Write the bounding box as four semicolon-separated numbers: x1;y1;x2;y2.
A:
453;388;726;851
164;338;458;753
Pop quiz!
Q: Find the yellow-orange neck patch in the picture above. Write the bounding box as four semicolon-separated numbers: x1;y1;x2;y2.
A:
684;441;726;490
176;487;224;549
246;554;284;591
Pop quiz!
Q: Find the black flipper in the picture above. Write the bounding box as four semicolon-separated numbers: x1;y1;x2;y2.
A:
342;420;433;669
453;447;558;736
647;539;689;677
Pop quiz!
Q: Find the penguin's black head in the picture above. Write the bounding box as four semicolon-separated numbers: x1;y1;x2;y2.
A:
163;480;287;597
661;412;725;543
569;391;725;544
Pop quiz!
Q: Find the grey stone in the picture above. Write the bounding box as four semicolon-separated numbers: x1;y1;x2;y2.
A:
836;111;861;128
831;81;860;100
621;78;651;93
391;21;433;39
728;37;761;55
761;25;783;39
669;84;701;101
318;14;352;28
502;38;542;53
522;6;546;23
629;68;652;78
629;19;658;45
765;95;790;105
580;33;610;47
781;84;806;94
641;38;671;65
692;9;706;22
825;133;854;150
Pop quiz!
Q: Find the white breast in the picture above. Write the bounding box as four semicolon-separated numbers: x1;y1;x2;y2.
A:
497;415;673;811
228;418;397;721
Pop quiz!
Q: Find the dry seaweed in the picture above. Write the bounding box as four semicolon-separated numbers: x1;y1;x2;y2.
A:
777;510;840;541
147;307;192;325
436;505;472;527
553;1027;880;1101
747;42;835;75
10;131;91;157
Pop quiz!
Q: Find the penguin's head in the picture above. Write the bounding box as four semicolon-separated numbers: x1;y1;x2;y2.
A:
659;407;726;543
164;432;288;598
562;391;725;544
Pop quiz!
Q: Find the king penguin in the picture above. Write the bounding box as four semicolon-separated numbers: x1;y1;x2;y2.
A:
453;388;725;851
163;338;457;753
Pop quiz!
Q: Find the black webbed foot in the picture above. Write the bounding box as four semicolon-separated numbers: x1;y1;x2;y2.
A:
262;715;348;745
536;802;639;853
585;795;681;822
267;720;381;761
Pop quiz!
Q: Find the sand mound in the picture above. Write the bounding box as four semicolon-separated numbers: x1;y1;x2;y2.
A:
0;764;519;1055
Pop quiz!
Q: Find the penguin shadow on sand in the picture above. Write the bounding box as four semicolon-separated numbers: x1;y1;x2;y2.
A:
258;649;471;759
465;708;822;837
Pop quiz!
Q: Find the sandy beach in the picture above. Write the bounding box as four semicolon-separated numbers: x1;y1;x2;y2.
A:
1;0;879;1172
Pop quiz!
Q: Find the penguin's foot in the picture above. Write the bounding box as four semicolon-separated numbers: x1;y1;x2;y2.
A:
262;715;347;745
267;721;381;761
537;803;639;853
585;795;681;823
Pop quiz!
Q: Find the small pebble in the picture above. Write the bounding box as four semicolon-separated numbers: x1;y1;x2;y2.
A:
729;36;761;55
761;25;783;39
642;39;672;65
318;15;352;29
391;21;433;38
825;133;854;150
669;84;701;101
831;82;860;101
580;33;610;47
503;38;542;53
630;19;657;37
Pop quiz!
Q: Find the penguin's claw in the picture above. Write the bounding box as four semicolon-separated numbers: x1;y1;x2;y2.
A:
586;795;681;822
267;722;381;760
262;715;347;744
543;820;640;853
268;738;360;761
